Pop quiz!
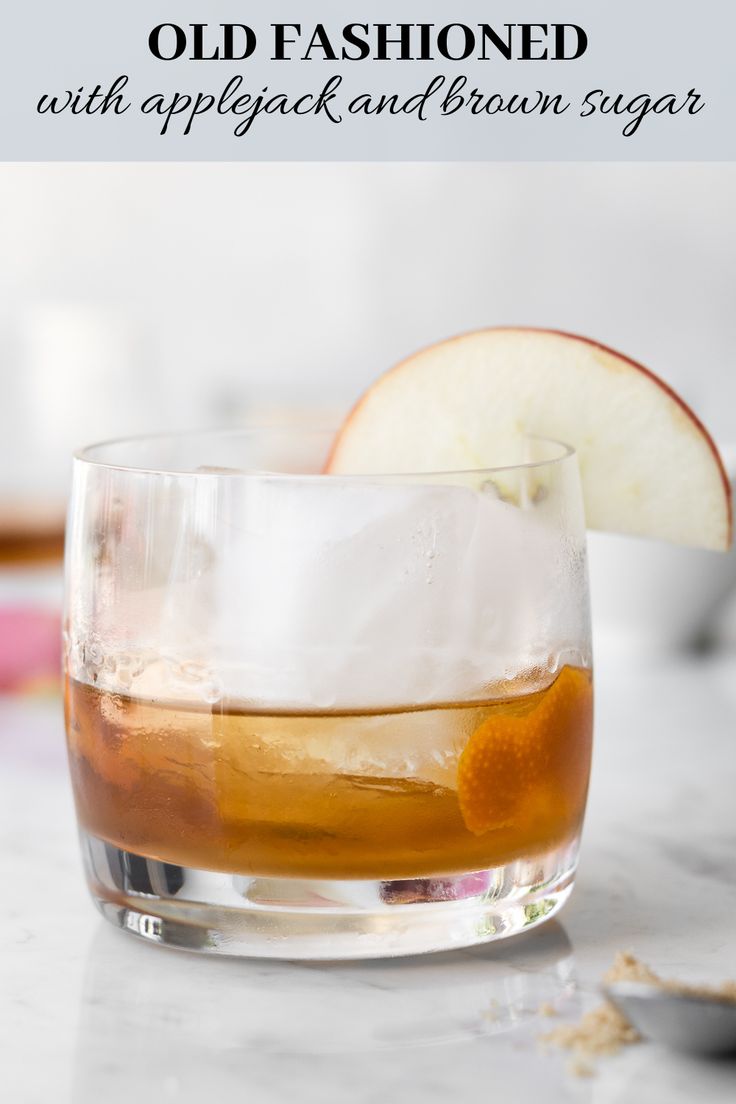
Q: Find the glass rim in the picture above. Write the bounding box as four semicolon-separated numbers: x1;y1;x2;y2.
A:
73;425;576;479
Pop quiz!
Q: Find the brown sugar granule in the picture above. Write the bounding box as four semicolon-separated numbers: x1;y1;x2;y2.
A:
567;1057;595;1079
540;951;736;1077
541;999;641;1060
605;950;736;1004
603;950;661;987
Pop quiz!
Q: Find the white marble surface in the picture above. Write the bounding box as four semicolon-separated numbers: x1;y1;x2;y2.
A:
3;654;736;1103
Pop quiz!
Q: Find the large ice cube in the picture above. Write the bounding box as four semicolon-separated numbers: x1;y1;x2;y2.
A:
211;475;586;710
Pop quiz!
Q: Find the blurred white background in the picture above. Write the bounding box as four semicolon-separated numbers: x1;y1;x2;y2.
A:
0;161;734;681
0;162;735;501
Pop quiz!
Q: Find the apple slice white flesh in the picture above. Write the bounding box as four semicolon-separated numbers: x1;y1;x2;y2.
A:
327;328;732;551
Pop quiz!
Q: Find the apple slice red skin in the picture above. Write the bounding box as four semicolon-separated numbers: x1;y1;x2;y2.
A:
326;326;732;551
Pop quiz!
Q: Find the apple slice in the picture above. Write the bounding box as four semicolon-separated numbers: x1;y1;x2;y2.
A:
327;327;731;551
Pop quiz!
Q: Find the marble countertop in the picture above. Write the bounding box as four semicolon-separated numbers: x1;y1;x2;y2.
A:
3;653;736;1104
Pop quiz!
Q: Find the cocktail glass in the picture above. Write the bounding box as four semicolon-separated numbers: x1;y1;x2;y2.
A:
64;427;592;958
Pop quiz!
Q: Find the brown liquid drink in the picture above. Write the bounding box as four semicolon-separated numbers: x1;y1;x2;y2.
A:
65;666;592;880
61;331;729;956
63;425;601;956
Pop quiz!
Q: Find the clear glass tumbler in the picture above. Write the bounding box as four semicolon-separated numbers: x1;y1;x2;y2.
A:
64;428;593;958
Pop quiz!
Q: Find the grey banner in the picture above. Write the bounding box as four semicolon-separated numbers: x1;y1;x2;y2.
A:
2;0;734;160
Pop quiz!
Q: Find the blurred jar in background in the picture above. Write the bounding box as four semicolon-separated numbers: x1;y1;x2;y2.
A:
0;302;158;694
587;444;736;660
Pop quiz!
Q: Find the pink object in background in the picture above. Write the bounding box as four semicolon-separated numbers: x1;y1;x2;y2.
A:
0;607;61;693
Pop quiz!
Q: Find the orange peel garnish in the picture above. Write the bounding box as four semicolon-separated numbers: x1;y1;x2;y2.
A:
457;666;593;836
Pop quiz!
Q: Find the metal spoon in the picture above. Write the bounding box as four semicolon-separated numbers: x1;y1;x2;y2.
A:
603;981;736;1056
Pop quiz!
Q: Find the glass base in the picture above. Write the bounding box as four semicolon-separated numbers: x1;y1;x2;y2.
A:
81;830;579;960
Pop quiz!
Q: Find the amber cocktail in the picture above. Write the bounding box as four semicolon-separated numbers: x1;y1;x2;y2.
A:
64;428;592;958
